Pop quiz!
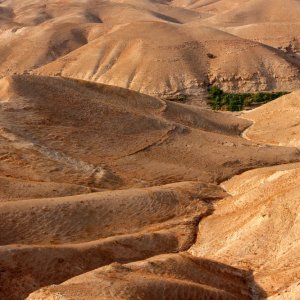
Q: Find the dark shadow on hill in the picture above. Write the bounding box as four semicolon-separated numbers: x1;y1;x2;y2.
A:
151;11;183;24
183;254;268;299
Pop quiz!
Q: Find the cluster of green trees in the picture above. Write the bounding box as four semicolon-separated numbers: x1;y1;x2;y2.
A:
208;86;288;111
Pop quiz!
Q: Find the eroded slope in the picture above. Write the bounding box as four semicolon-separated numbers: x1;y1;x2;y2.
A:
242;90;300;147
1;75;299;299
0;0;299;96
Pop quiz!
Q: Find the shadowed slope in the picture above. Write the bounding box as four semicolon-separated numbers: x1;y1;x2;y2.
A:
190;163;300;297
1;0;300;95
1;75;298;191
26;253;266;300
36;21;300;95
0;181;224;299
1;75;299;299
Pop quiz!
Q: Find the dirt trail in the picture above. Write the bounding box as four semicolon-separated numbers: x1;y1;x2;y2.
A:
0;126;110;184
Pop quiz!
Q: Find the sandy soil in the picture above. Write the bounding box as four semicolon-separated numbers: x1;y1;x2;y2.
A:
0;0;299;97
0;74;297;299
1;1;300;299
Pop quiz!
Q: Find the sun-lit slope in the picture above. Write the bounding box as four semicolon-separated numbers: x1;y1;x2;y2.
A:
224;23;300;55
0;181;224;300
26;253;262;300
242;90;300;147
0;0;101;77
204;0;300;26
0;0;201;78
34;21;209;97
167;0;249;14
1;0;300;95
0;176;94;202
0;22;92;78
189;162;300;297
1;74;299;190
0;181;217;245
36;21;300;96
1;0;200;28
1;75;300;299
187;89;300;298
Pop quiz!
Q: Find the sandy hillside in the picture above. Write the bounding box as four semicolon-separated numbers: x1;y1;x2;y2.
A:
203;0;300;26
24;89;300;300
202;0;300;62
35;21;300;96
0;75;299;299
1;1;300;300
190;162;300;298
242;90;300;147
224;23;300;54
26;253;262;300
2;75;297;191
0;0;299;97
188;90;300;298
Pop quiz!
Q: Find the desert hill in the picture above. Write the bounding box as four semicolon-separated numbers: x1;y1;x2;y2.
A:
23;86;300;300
241;90;300;147
0;0;299;97
26;253;262;300
224;23;300;54
189;90;300;298
203;0;300;26
35;20;300;96
167;0;249;14
201;0;300;61
1;75;297;191
1;75;300;299
1;1;300;299
190;162;300;298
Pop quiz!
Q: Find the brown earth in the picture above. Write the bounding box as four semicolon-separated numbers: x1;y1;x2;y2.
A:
241;90;300;147
1;1;300;299
0;0;299;97
0;74;298;299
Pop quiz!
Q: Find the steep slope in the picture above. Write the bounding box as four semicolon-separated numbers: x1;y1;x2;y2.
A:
36;21;300;96
204;0;300;26
2;75;297;190
242;90;300;147
189;91;300;298
1;0;300;96
26;253;263;300
190;162;300;297
1;75;300;299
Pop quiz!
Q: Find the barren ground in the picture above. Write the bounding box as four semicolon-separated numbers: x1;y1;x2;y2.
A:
0;1;300;299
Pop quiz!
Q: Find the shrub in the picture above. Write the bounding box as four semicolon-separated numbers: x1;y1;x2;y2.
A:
208;86;289;111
